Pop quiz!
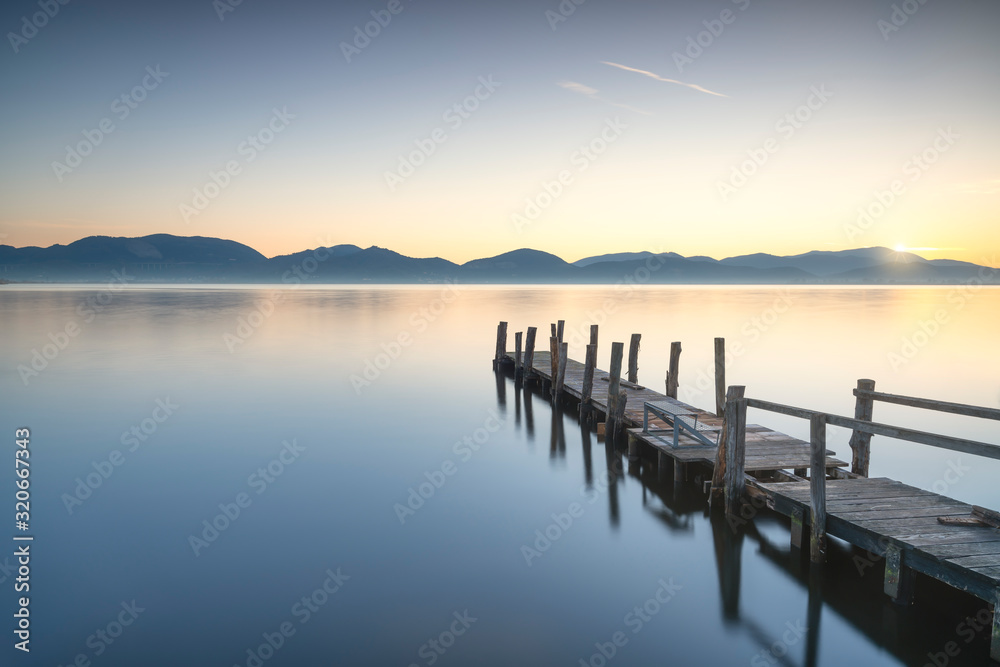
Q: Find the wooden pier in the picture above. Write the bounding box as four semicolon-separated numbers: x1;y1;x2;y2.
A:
493;320;1000;662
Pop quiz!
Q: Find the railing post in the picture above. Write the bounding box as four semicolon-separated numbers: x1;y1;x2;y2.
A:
493;321;507;369
607;342;624;436
810;413;828;563
523;327;537;379
724;391;747;518
849;379;876;476
711;385;745;503
665;341;682;399
627;334;641;384
514;331;523;380
714;337;726;417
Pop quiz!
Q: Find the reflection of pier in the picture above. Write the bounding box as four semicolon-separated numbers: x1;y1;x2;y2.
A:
493;331;999;664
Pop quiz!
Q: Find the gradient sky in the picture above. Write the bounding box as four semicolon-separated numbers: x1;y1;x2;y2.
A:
1;0;998;263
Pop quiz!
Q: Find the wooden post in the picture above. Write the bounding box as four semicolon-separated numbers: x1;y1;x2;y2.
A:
723;391;747;518
711;385;745;501
607;342;624;435
555;342;568;397
523;327;537;379
581;343;597;417
627;334;641;384
790;508;804;549
557;320;565;344
614;388;628;441
549;336;559;392
514;331;523;380
714;337;726;417
810;413;827;563
628;432;639;461
590;324;599;347
550;323;557;339
665;341;682;399
849;379;876;476
493;321;507;369
884;544;914;605
991;589;999;662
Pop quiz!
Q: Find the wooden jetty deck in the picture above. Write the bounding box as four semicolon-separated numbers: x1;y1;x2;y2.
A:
493;320;1000;662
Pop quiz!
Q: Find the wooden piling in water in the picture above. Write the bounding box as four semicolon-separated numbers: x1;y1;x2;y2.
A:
665;341;682;399
809;413;827;563
714;337;726;417
557;320;565;344
590;324;599;347
580;343;597;418
523;327;537;379
493;321;507;369
723;389;747;518
607;342;624;436
614;388;627;442
711;385;745;503
555;342;568;398
549;336;559;393
514;331;523;380
627;334;641;384
849;379;876;476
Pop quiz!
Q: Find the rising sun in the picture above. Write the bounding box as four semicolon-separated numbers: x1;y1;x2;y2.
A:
894;244;907;252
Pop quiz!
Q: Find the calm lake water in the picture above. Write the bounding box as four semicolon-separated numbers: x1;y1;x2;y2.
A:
2;285;998;666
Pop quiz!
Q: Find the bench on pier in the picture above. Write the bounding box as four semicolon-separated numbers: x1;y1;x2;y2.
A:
643;400;720;449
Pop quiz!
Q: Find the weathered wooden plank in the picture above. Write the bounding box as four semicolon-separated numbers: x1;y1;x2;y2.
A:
825;413;1000;462
945;554;1000;568
858;389;1000;421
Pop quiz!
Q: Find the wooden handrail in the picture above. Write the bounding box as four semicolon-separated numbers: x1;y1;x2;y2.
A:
855;389;1000;421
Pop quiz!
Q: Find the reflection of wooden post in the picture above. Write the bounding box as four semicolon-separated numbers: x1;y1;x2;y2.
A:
810;413;827;563
627;334;641;384
665;342;682;398
555;342;568;397
714;337;726;417
849;379;876;476
724;391;747;518
514;332;523;380
493;321;507;369
711;385;745;503
581;343;597;418
523;327;537;379
607;342;624;435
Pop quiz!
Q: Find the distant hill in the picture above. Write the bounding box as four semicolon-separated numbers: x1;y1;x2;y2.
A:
0;235;995;284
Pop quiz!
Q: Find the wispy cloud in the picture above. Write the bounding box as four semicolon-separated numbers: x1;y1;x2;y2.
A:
557;80;652;115
601;61;727;98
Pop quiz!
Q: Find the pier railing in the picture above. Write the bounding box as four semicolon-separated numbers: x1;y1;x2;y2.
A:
721;381;1000;563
